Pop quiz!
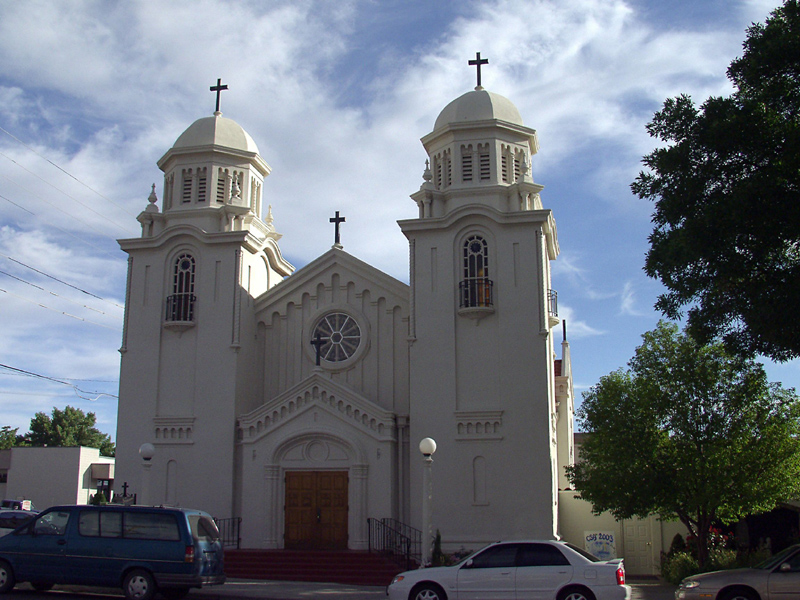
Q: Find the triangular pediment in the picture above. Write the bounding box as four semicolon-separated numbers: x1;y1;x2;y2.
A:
236;372;396;444
254;247;408;314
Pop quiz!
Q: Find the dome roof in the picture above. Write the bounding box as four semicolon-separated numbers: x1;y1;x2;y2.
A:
434;88;524;131
172;112;259;154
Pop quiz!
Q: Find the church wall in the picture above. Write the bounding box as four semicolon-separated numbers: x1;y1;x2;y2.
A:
406;212;559;550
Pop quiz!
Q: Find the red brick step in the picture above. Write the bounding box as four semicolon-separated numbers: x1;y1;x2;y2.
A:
224;549;405;587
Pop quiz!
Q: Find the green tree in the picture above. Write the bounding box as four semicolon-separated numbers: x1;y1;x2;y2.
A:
567;321;800;569
632;0;800;361
0;426;19;450
24;406;115;457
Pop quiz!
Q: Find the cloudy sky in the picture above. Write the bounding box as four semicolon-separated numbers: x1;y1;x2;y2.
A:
0;0;795;441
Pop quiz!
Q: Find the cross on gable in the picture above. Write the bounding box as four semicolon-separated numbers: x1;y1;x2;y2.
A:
468;52;489;88
310;333;325;366
330;211;346;247
210;78;228;113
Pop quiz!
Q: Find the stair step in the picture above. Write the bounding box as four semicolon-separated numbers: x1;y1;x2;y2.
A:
224;550;405;587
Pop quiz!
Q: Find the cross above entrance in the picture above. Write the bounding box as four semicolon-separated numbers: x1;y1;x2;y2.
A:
210;78;228;113
330;211;346;247
468;52;489;88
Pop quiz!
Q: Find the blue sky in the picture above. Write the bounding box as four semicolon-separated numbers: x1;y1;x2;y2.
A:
0;0;795;441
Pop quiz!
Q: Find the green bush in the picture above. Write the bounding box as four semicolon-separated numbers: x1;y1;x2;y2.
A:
661;551;699;585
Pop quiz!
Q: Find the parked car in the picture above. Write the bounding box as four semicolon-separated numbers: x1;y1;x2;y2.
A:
675;543;800;600
0;504;225;600
0;510;37;537
387;540;630;600
0;500;35;511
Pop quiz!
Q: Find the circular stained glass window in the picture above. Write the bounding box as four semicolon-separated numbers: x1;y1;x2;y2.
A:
312;313;361;362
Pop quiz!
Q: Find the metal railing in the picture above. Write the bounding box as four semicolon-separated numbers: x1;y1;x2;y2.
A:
367;517;421;570
459;278;494;308
165;293;196;322
214;517;241;549
547;289;558;317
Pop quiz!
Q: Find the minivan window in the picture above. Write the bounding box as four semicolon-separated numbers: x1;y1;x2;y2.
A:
33;511;70;536
123;512;180;541
79;511;123;538
189;515;220;542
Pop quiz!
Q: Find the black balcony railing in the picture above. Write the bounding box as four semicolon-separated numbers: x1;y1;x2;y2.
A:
548;289;558;317
213;517;241;549
165;293;196;322
459;277;494;309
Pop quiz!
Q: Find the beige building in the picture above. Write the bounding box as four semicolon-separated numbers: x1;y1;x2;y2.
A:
114;81;674;574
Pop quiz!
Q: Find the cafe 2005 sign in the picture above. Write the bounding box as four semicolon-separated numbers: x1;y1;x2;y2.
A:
584;531;617;559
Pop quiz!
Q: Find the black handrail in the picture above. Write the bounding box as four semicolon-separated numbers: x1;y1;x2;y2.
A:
459;278;494;308
214;517;241;549
367;517;421;570
165;293;196;322
548;289;558;317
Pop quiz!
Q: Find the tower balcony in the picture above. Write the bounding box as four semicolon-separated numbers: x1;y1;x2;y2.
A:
164;293;197;331
458;278;495;320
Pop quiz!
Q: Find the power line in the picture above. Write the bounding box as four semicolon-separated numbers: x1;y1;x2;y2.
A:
0;269;121;316
0;286;122;331
0;252;124;310
0;154;136;236
0;124;138;219
0;363;118;401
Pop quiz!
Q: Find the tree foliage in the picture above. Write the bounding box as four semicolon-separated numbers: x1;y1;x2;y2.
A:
632;0;800;361
21;406;115;456
567;321;800;568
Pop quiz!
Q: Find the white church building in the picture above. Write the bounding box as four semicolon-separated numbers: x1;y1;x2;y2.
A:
114;67;677;573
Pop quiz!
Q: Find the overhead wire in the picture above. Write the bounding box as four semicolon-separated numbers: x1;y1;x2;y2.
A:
0;363;118;401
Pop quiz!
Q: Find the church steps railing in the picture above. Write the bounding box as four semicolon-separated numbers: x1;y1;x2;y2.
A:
214;517;241;549
367;517;421;571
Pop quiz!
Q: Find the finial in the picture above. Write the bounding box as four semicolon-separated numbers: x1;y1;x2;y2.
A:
148;183;158;205
231;178;241;200
266;204;274;225
423;159;432;182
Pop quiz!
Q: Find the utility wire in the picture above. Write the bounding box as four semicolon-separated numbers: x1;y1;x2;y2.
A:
0;363;118;401
0;286;121;331
0;191;125;259
0;252;124;310
0;269;120;316
0;153;136;235
0;124;138;218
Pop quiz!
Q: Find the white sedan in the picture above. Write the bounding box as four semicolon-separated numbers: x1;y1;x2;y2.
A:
387;540;630;600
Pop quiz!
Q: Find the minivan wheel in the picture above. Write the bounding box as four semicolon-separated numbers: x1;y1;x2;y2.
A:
124;569;156;600
0;560;15;594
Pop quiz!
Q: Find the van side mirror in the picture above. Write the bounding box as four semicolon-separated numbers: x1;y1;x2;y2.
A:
780;562;792;572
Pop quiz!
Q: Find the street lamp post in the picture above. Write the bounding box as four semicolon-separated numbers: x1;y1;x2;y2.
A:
419;437;437;566
139;443;155;506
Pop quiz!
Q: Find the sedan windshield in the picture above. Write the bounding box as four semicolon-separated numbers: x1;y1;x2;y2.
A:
754;545;800;570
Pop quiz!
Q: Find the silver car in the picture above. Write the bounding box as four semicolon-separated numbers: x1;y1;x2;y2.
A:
387;540;630;600
675;544;800;600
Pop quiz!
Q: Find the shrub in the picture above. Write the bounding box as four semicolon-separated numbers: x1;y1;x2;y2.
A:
661;551;699;585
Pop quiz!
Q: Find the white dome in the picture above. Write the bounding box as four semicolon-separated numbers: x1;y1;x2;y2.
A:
434;88;524;131
172;112;259;154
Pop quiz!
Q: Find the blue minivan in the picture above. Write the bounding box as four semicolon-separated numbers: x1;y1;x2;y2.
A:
0;505;225;600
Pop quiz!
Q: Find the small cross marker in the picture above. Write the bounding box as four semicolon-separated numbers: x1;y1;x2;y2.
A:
468;52;489;88
330;210;346;247
210;78;228;113
310;333;325;366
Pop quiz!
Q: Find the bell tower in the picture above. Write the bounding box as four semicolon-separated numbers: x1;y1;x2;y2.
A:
399;60;562;546
115;82;293;519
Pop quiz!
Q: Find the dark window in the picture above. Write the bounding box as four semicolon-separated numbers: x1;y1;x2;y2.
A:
469;544;519;569
33;510;70;536
79;511;122;538
124;512;181;541
312;313;362;362
166;254;196;322
460;235;493;308
518;543;571;567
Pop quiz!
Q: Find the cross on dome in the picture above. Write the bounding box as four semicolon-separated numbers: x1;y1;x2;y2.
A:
330;210;346;248
210;78;228;113
468;52;489;88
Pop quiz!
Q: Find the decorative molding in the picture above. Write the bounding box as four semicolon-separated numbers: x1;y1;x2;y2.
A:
153;417;195;444
454;411;504;441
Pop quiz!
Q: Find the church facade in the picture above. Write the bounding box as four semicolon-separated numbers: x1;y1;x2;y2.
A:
114;79;579;555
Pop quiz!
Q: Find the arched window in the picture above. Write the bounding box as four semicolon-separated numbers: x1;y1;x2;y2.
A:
460;235;493;308
166;254;196;322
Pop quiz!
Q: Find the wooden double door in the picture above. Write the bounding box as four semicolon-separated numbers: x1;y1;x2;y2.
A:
284;471;349;550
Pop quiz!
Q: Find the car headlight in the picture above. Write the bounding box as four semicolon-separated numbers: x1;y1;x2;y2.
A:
390;575;405;586
681;580;700;589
